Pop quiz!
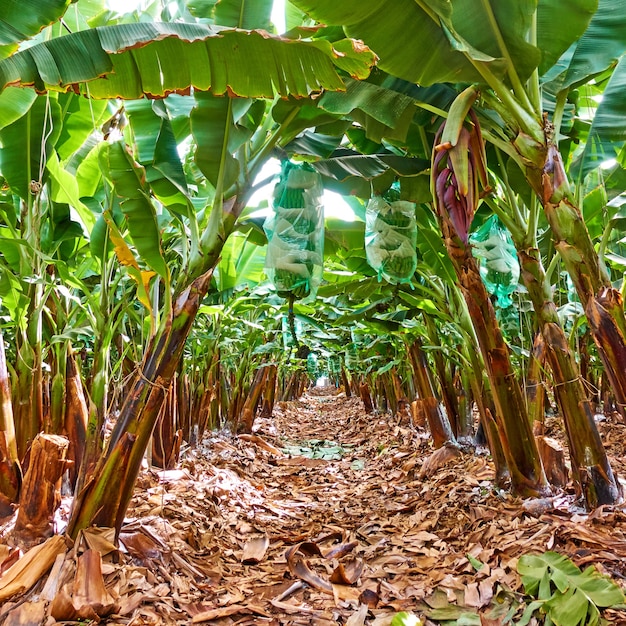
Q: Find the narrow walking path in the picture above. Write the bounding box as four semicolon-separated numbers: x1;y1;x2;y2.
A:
3;388;626;624
114;388;626;624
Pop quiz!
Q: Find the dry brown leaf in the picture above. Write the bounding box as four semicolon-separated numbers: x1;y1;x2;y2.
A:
345;603;369;626
276;457;328;467
191;604;261;623
70;549;119;618
120;531;164;560
323;540;358;560
464;582;481;608
419;445;462;478
0;535;67;601
269;598;322;615
289;555;333;593
3;598;46;624
238;434;284;456
241;535;270;564
330;559;364;585
40;552;67;601
359;587;380;608
79;527;118;555
0;547;19;575
157;468;191;482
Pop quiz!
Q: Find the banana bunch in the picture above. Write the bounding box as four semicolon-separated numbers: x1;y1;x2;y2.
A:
365;195;417;283
265;162;324;301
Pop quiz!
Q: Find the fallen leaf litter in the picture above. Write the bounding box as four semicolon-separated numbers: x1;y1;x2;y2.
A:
1;387;626;624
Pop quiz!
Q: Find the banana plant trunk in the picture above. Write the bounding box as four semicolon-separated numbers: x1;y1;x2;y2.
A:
14;323;43;463
444;230;548;495
432;124;548;497
239;365;269;433
260;364;278;417
67;269;213;538
518;246;621;506
519;141;626;420
407;340;456;448
64;348;88;490
423;316;461;436
526;332;547;430
0;329;20;515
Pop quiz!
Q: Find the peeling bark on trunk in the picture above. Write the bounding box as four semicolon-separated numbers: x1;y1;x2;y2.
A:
260;364;277;418
424;317;461;436
391;368;410;422
536;436;568;488
152;376;181;469
359;382;374;414
64;348;88;490
340;368;352;398
15;434;69;541
525;332;546;430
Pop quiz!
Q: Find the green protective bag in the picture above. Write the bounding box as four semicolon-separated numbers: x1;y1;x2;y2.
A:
470;215;520;308
365;188;417;284
264;161;325;301
306;352;319;380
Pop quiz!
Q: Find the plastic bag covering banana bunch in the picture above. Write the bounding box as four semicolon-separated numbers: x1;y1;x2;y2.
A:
264;161;325;301
470;215;520;308
365;187;417;284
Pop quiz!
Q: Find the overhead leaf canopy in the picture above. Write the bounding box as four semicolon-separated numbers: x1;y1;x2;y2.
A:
0;23;377;99
290;0;600;85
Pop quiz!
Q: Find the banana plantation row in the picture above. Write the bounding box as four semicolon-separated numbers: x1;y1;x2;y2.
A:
0;0;625;544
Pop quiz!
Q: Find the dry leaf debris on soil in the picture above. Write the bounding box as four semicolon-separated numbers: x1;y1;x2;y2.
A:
1;388;626;625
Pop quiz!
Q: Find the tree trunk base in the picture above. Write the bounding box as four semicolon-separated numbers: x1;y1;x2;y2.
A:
536;435;568;488
14;434;69;542
359;383;374;414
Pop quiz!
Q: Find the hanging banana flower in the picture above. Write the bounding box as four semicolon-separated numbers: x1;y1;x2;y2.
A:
431;87;488;244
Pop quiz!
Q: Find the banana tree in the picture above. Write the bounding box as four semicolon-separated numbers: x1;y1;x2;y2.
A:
0;0;376;536
324;63;623;503
292;0;626;416
290;0;626;499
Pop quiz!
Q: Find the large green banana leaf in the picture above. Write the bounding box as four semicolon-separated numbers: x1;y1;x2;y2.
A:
0;0;71;57
217;232;267;291
103;141;169;280
0;88;36;129
319;78;417;143
291;0;599;85
571;54;626;178
0;23;375;99
191;93;239;191
215;0;273;29
542;0;626;91
124;100;194;220
0;96;62;199
536;0;598;75
312;153;429;182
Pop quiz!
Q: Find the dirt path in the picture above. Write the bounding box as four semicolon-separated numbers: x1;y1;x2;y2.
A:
2;388;626;624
